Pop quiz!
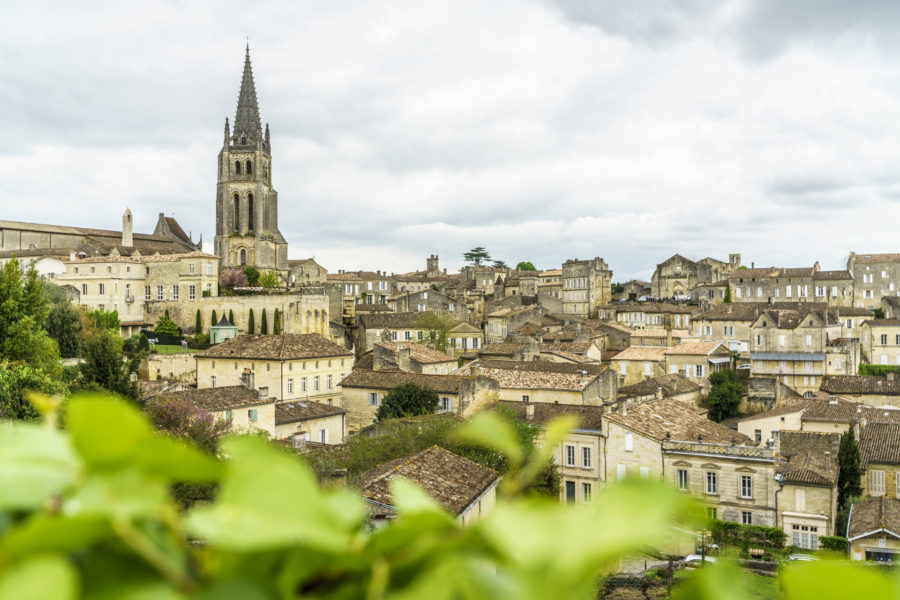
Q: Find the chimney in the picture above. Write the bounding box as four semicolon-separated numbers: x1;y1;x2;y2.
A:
824;451;831;470
122;208;133;247
617;397;628;416
525;400;535;421
656;386;663;400
829;396;838;405
240;368;255;390
751;262;755;269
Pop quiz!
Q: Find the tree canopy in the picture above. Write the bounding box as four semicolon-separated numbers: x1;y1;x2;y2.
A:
463;246;491;266
154;313;180;336
259;270;281;289
706;369;742;422
416;311;456;352
375;383;439;420
516;261;537;271
837;426;862;509
242;266;260;286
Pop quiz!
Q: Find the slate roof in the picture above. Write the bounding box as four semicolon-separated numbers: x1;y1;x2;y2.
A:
611;347;667;361
859;423;900;467
605;398;749;444
339;369;473;394
360;446;499;517
375;341;456;364
495;400;606;430
275;400;346;425
617;374;702;398
196;334;353;360
820;375;900;396
847;497;900;540
154;385;268;412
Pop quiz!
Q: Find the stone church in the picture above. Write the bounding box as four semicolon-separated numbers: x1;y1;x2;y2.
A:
214;45;289;276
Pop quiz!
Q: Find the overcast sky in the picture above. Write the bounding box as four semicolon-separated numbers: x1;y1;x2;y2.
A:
3;1;900;280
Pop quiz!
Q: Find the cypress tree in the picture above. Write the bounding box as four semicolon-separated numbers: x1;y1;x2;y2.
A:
211;310;217;327
273;309;281;335
838;426;862;509
228;309;234;325
165;309;170;319
261;309;268;335
195;309;202;333
723;283;732;303
248;309;255;334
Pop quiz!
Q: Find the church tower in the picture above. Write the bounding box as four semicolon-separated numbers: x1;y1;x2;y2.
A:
214;45;288;275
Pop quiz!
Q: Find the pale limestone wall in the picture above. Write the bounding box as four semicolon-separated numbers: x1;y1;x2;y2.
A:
850;535;900;560
459;483;497;525
861;322;900;366
736;411;802;443
664;355;711;393
143;353;197;385
496;387;590;406
694;318;753;357
196;354;352;404
612;359;665;387
552;431;605;504
275;413;345;443
604;421;662;483
214;402;275;437
862;464;900;499
801;420;854;435
781;483;835;542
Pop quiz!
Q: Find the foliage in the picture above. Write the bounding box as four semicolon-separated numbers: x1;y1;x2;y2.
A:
836;494;861;538
416;311;456;352
463;246;491;266
1;394;896;599
221;267;247;288
837;427;862;510
857;363;900;376
248;309;256;334
873;308;885;319
611;282;625;294
258;270;280;289
0;259;60;376
706;369;742;422
43;282;70;305
273;309;281;335
228;309;234;326
375;383;439;420
195;309;202;333
122;333;150;357
145;396;230;455
44;302;82;358
709;519;787;553
492;259;508;269
723;283;732;303
242;266;260;285
260;308;268;335
516;261;537;271
0;360;65;421
85;307;119;331
154;313;180;337
819;536;847;552
211;310;218;327
77;326;141;402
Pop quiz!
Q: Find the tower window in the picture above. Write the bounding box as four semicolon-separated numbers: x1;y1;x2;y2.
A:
234;160;241;174
241;136;246;144
247;193;254;230
233;193;240;230
246;160;252;175
240;249;247;265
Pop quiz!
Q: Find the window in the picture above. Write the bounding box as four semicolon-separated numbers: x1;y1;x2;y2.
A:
677;469;688;490
882;334;889;345
172;285;179;300
246;160;252;175
211;376;216;388
565;481;576;504
625;432;634;452
404;331;411;340
582;447;592;469
565;445;576;467
98;283;105;295
707;507;717;519
368;392;380;406
695;364;704;377
617;464;626;480
234;160;241;174
314;376;320;391
778;335;786;346
740;475;753;499
705;472;718;494
301;377;307;392
157;286;163;301
643;362;651;376
327;375;332;390
207;283;212;293
792;525;818;550
81;283;87;295
440;397;452;411
206;263;212;275
582;482;592;502
248;409;258;423
522;395;530;403
287;379;293;394
806;334;812;347
391;331;398;341
755;429;762;443
619;363;627;375
742;511;752;525
786;286;791;298
189;285;196;300
259;387;268;397
871;470;886;496
189;263;195;274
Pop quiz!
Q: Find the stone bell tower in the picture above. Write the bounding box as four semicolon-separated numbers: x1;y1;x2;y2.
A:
214;44;288;275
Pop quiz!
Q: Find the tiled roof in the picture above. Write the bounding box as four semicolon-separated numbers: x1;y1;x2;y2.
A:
611;347;667;361
862;319;900;327
359;312;431;330
820;375;900;396
539;341;593;354
631;328;690;339
360;446;499;517
463;359;607;376
480;342;530;356
196;334;352;360
339;369;473;394
65;249;216;264
614;302;694;314
495;400;605;430
802;397;865;423
605;398;749;444
355;303;394;313
781;452;838;486
737;398;809;423
847;497;900;540
153;385;268;412
617;374;701;398
813;270;852;281
375;341;456;364
664;341;726;356
851;253;900;264
543;349;597;363
275;400;346;425
859;423;900;467
457;365;599;392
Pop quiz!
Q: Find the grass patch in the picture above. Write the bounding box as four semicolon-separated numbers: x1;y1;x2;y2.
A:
152;344;199;354
743;571;781;599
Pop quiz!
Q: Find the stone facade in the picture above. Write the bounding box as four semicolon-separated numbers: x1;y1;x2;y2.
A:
848;252;900;309
729;264;854;307
651;254;739;300
860;319;900;366
561;257;612;318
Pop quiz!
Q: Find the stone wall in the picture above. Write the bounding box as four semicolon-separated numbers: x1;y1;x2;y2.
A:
141;353;197;385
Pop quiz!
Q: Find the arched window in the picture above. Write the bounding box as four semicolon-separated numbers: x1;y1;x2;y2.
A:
240;249;247;265
234;161;241;175
233;193;240;230
247;193;254;230
246;160;252;174
241;136;246;144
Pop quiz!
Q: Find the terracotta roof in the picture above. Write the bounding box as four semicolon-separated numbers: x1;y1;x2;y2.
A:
275;400;346;425
779;430;841;458
339;369;474;394
821;375;900;396
605;398;749;444
847;497;900;540
456;365;600;392
154;385;269;412
196;334;353;360
780;452;838;486
375;341;456;364
664;341;727;356
859;423;900;467
851;253;900;264
480;342;530;356
359;312;432;329
611;347;667;361
617;374;701;398
495;400;605;430
802;397;865;424
463;359;607;376
360;446;499;517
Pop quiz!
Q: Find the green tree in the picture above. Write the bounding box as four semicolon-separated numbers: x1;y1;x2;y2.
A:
873;308;886;319
45;302;83;358
837;426;863;509
724;283;732;303
243;266;260;286
154;313;180;336
0;257;25;344
416;311;456;352
22;264;50;326
211;310;218;328
228;309;234;325
463;246;491;266
260;309;268;334
706;369;742;422
611;282;625;294
273;309;281;335
0;258;60;376
492;259;508;269
78;327;141;402
376;383;439;420
247;309;255;334
0;360;66;421
195;309;202;333
516;261;537;271
259;270;280;289
86;308;120;331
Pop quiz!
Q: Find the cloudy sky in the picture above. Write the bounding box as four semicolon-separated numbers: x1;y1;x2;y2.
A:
3;0;900;280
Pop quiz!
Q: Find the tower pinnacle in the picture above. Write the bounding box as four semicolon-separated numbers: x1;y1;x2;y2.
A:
233;44;262;143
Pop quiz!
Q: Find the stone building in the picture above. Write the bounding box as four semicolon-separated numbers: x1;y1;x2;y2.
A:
151;383;274;436
274;401;346;444
847;497;900;561
776;431;840;546
610;346;667;387
847;252;900;310
387;288;468;319
663;341;732;393
728;264;854;307
214;46;288;275
484;305;543;344
651;253;740;299
288;258;328;287
561;257;612;318
372;341;457;375
820;374;900;408
860;319;900;366
859;423;900;500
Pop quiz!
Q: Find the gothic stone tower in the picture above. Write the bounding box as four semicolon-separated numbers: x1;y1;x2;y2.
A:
214;45;288;275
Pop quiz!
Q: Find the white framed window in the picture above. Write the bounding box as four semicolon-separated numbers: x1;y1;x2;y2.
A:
740;475;753;499
98;283;105;295
287;379;293;394
625;432;634;452
211;376;216;388
792;525;818;550
206;263;212;275
391;331;398;341
82;283;88;295
172;285;178;300
565;445;576;467
582;482;592;502
786;286;792;298
314;376;320;391
189;285;196;300
643;362;651;376
677;469;688;490
144;285;150;300
157;286;163;300
368;392;380;406
189;263;195;274
806;335;812;347
695;364;704;377
778;335;786;346
440;397;452;411
742;511;752;525
301;377;307;392
871;469;886;496
705;471;718;495
582;446;592;469
327;374;332;390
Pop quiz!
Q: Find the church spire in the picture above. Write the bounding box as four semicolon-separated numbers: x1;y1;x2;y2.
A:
233;43;262;143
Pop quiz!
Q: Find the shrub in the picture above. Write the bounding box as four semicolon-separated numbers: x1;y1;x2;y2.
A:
819;536;848;552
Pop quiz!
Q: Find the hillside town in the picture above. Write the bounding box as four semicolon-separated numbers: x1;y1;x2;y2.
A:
3;44;900;597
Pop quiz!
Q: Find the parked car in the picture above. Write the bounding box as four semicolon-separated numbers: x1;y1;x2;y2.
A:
787;554;818;562
684;554;718;564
